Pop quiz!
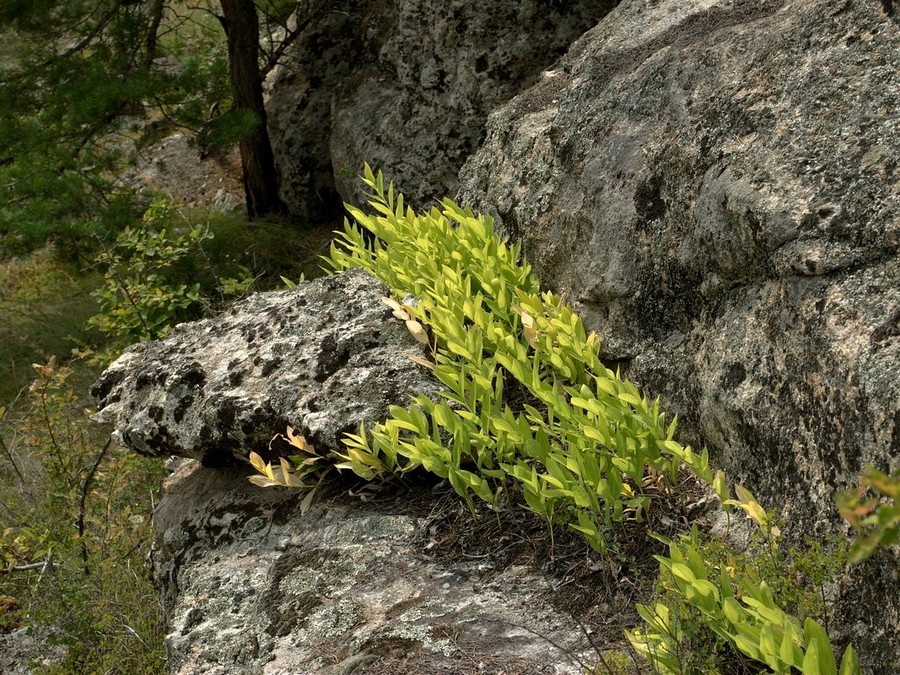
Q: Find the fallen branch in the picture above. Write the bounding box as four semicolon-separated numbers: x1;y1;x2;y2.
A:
0;559;58;573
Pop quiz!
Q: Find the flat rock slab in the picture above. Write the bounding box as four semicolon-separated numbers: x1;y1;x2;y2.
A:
92;268;438;466
154;460;596;675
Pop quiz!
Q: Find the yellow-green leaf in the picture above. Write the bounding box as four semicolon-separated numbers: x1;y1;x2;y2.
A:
381;295;410;320
838;644;860;675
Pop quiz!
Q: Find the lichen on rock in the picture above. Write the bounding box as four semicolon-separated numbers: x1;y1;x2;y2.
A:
92;268;438;467
456;0;900;667
151;461;599;675
265;0;618;220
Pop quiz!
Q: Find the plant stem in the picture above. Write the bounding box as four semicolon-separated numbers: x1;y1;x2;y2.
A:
78;437;112;576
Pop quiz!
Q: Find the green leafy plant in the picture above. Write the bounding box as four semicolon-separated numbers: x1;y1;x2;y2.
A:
317;165;715;552
248;428;331;516
88;196;254;349
249;427;329;487
0;356;166;673
836;466;899;563
250;168;714;558
246;170;867;674
629;482;854;675
88;197;208;344
629;525;857;675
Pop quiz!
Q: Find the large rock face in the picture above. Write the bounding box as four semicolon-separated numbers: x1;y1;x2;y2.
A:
457;0;899;666
91;0;900;671
92;268;438;466
266;0;617;220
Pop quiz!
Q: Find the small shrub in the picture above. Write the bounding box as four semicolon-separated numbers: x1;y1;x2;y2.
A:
0;357;166;674
89;197;208;344
249;170;870;675
319;166;713;553
629;504;856;674
836;466;899;563
87;196;254;351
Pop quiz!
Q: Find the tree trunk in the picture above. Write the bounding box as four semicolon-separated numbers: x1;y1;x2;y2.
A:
219;0;287;218
143;0;166;70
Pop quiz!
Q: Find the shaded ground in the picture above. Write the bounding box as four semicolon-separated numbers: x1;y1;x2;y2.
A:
119;132;246;211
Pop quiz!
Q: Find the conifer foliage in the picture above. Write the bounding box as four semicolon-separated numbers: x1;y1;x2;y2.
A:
0;0;309;258
0;0;168;255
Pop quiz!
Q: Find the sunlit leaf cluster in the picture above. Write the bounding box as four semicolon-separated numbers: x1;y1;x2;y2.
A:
0;526;52;572
629;526;859;675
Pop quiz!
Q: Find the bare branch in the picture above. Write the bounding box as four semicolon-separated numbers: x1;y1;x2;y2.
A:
0;559;59;573
259;1;335;79
77;437;113;576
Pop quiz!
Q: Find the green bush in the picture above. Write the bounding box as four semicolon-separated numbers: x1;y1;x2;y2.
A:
87;196;254;350
628;522;855;675
323;166;711;553
249;170;878;675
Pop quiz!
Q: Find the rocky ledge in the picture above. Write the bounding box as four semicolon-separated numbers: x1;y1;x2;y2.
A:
152;460;614;675
94;269;635;674
92;268;438;467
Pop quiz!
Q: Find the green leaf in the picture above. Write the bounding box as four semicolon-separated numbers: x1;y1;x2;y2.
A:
803;638;823;675
713;469;730;506
723;597;744;625
670;561;696;584
432;402;457;431
759;625;782;671
780;619;803;668
687;579;720;616
731;624;762;661
803;619;837;675
838;644;860;675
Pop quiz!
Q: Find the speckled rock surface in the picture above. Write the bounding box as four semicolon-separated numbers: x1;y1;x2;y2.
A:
456;0;899;667
92;268;438;466
92;267;619;674
0;627;67;675
153;460;595;675
265;0;617;220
